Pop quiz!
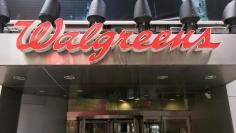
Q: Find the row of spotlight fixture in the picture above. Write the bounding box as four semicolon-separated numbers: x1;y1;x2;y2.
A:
0;0;236;33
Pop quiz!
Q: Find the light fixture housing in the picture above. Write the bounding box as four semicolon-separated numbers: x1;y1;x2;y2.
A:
0;0;10;33
133;0;152;32
37;90;47;96
119;99;126;102
205;75;217;80
129;97;135;100
157;75;169;80
135;98;140;101
179;0;200;32
64;75;76;80
127;88;135;100
169;98;176;101
204;91;212;99
87;0;106;26
13;76;26;81
39;90;47;93
176;94;181;97
223;0;236;33
39;0;61;24
76;90;84;93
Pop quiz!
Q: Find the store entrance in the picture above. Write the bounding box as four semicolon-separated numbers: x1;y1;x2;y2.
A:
85;119;110;133
0;66;233;133
84;119;135;133
78;115;139;133
77;115;189;133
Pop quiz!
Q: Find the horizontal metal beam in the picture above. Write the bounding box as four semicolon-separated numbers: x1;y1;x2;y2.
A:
8;20;225;26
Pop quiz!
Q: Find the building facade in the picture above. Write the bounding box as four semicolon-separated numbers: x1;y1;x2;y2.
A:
0;0;236;133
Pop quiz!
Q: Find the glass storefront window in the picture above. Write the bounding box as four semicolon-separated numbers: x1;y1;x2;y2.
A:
85;120;108;133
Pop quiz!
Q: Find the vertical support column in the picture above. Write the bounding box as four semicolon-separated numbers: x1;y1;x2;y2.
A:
227;80;236;133
108;119;114;133
78;118;86;133
0;86;22;133
134;115;144;133
186;119;191;133
163;119;167;133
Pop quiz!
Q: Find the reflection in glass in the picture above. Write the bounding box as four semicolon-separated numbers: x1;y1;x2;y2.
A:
85;120;108;133
114;120;135;133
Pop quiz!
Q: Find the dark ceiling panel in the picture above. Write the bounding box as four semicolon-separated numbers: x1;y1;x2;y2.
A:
1;65;236;98
1;66;66;97
44;65;236;92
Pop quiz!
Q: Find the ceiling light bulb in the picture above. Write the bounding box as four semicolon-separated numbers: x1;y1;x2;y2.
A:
205;75;217;80
64;75;76;80
13;76;26;81
119;99;125;102
76;90;84;93
205;92;212;99
157;76;169;80
135;98;140;101
39;90;46;93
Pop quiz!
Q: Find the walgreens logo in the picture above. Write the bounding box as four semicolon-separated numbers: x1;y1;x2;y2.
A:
15;18;220;64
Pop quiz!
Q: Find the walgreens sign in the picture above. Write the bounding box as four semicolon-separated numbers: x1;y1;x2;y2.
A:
15;18;221;64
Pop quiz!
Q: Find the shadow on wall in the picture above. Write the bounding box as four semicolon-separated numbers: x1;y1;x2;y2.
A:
16;94;67;133
189;86;234;133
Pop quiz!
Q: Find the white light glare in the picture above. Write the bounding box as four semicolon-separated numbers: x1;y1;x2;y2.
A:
0;85;2;96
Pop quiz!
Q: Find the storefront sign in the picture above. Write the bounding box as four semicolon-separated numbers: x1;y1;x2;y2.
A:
15;18;221;64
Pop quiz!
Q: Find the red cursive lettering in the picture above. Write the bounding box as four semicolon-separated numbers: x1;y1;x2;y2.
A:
15;18;221;64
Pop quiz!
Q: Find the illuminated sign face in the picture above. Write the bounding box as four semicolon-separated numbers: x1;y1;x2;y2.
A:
15;18;221;64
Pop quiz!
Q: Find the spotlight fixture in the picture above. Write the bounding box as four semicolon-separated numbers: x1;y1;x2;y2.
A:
0;0;10;33
179;0;200;32
87;0;106;27
134;0;152;32
223;0;236;33
39;0;61;24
